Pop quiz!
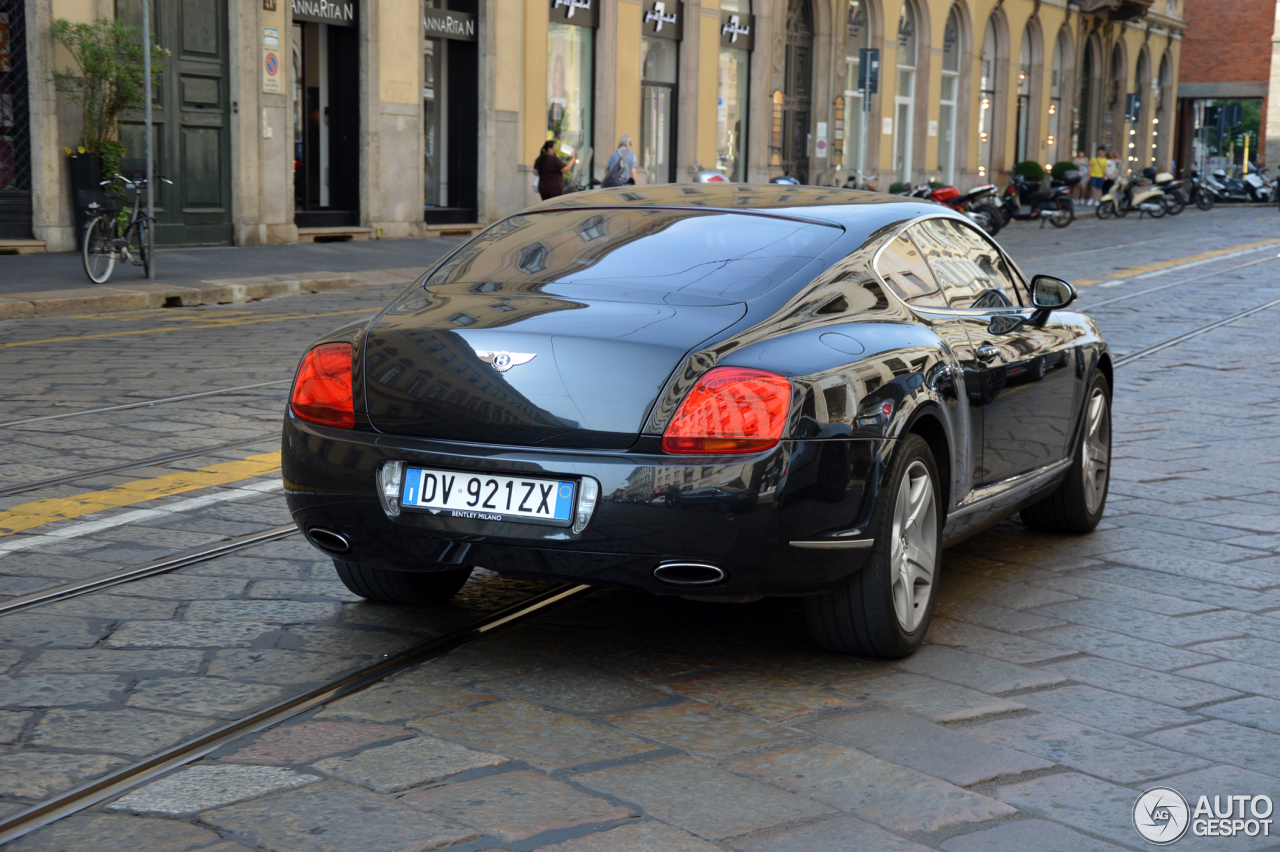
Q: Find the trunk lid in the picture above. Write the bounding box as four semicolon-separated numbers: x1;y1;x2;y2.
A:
362;284;746;449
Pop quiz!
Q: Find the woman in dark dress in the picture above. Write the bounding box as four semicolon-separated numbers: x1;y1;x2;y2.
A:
534;140;577;200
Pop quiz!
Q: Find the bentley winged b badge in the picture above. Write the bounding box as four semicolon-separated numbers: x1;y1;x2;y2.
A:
475;350;536;372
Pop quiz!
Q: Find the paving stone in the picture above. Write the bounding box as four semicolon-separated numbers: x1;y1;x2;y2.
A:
1031;599;1240;646
30;708;213;756
603;700;804;756
939;818;1132;852
830;672;1026;722
933;598;1066;633
1144;720;1280;779
924;618;1075;664
735;815;938;852
896;645;1066;694
206;649;367;684
481;667;667;715
105;764;318;815
104;621;278;649
966;712;1211;783
24;648;206;675
724;742;1014;834
1046;656;1242;709
280;625;420;657
802;707;1053;786
409;700;654;770
1029;624;1218;671
182;599;341;624
402;769;634;841
0;649;20;674
0;709;31;744
1179;660;1280;700
1107;548;1280;590
1199;696;1280;734
1032;573;1215;616
48;594;181;620
1158;763;1280;848
316;682;494;723
1073;565;1280;614
4;811;223;852
114;575;250;599
697;645;880;687
0;613;106;648
201;780;478;852
0;674;122;707
1190;637;1280;671
574;754;830;841
391;649;548;686
1016;683;1201;736
659;668;853;722
995;772;1144;848
538;821;722;852
314;734;505;792
0;751;129;799
125;678;285;718
219;720;409;765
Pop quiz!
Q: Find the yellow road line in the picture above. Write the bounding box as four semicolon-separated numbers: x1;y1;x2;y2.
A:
1073;239;1280;286
0;451;281;536
0;308;377;350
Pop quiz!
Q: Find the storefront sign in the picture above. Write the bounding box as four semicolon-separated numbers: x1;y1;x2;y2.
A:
719;11;754;50
293;0;357;27
642;0;682;40
549;0;597;28
262;27;282;94
423;8;476;41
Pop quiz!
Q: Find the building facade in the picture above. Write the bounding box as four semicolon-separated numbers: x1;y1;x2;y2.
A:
1175;0;1278;173
2;0;1183;250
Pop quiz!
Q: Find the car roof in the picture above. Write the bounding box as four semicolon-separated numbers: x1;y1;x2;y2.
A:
527;184;945;233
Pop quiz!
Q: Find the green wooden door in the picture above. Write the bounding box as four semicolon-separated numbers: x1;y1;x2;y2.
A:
118;0;232;246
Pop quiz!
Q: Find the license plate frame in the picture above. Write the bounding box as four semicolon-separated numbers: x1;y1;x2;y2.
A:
400;467;577;527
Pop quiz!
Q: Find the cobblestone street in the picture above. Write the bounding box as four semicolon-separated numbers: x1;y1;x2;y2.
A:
2;207;1280;851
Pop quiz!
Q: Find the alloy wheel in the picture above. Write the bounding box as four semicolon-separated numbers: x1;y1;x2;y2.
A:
890;460;937;633
1081;387;1111;516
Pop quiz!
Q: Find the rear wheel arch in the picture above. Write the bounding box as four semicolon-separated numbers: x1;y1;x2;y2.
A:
1097;351;1113;393
903;407;952;517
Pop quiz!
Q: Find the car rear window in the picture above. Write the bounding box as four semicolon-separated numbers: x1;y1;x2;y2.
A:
426;208;843;304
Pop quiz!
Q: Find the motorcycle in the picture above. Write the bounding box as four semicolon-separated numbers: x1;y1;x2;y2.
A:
918;183;1003;235
1202;167;1272;203
1096;170;1167;218
1187;169;1216;211
999;173;1075;228
1153;171;1188;215
1242;164;1275;202
690;162;730;183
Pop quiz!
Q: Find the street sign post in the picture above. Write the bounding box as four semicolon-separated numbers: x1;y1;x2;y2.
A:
142;0;154;278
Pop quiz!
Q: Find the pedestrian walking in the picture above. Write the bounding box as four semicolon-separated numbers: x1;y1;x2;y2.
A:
1073;150;1090;204
533;140;577;201
1088;146;1108;206
602;135;638;188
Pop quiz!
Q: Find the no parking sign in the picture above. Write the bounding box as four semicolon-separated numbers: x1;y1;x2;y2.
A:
262;26;281;94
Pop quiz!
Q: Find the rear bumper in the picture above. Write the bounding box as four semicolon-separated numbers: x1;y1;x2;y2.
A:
282;413;889;596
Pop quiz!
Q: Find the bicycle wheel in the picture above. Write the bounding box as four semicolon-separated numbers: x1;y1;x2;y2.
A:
82;216;116;284
132;219;153;278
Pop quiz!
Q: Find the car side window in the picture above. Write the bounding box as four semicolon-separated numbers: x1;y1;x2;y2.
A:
909;219;1022;310
874;232;948;308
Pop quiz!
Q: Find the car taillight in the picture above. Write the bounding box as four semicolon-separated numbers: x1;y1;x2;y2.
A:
662;367;791;454
290;342;354;427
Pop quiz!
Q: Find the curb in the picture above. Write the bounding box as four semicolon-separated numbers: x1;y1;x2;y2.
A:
0;268;423;321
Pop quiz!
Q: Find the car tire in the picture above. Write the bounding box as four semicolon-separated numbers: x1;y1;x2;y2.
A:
332;559;472;605
803;434;943;659
1020;371;1111;534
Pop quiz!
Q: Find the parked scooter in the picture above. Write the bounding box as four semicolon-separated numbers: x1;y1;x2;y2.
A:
1187;169;1216;211
999;173;1075;228
1242;164;1275;202
1153;171;1188;215
1202;167;1273;203
689;163;730;183
1096;170;1167;218
916;183;1003;235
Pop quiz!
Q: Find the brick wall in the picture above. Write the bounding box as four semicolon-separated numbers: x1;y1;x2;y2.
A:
1181;0;1273;84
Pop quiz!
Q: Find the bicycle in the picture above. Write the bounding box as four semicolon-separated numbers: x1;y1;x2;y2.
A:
81;173;172;284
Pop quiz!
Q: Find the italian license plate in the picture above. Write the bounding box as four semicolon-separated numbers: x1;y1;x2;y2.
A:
401;468;576;526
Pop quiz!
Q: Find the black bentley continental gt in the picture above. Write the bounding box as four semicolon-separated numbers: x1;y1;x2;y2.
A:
283;185;1111;658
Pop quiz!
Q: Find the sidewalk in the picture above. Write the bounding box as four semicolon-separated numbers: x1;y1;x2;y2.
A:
0;235;467;320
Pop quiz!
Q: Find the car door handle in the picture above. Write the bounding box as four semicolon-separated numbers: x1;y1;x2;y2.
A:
976;345;1002;362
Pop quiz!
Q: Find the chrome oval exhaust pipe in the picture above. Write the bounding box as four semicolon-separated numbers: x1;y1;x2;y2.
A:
653;561;727;587
306;527;352;555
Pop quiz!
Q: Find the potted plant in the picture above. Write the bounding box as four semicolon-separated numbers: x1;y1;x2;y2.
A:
49;17;165;246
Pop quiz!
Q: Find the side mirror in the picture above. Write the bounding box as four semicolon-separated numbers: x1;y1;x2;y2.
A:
1031;275;1076;311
